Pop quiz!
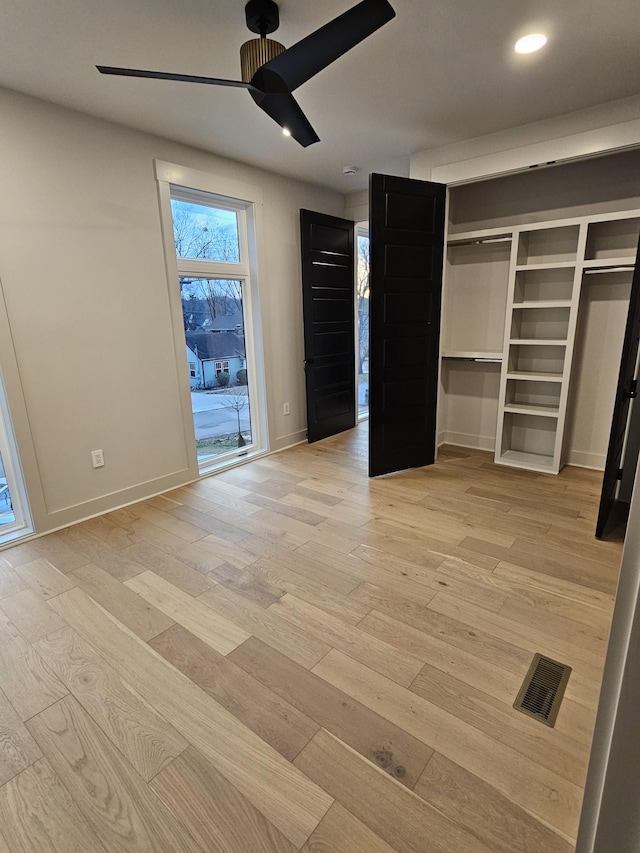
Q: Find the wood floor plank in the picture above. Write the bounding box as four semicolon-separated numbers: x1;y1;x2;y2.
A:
494;560;615;613
151;747;297;853
0;613;68;721
312;648;582;840
295;729;494;853
0;686;42;786
429;592;605;683
27;696;204;853
168;504;249;543
460;536;618;595
34;627;188;781
359;610;522;702
0;555;28;598
245;557;371;624
302;801;397;853
149;625;319;762
353;588;533;675
13;558;75;600
124;570;249;655
27;534;90;574
200;585;331;669
71;563;175;641
0;759;108;853
48;588;333;848
119;543;216;596
499;596;609;656
409;661;588;786
0;588;67;643
229;635;432;789
270;593;424;687
206;560;285;606
127;503;208;543
414;752;573;853
55;526;145;582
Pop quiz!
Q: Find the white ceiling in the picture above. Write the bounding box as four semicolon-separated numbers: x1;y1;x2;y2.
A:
1;0;639;193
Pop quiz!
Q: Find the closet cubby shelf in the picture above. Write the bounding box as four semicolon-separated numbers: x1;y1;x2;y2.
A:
504;403;560;417
515;262;576;272
506;371;563;382
512;300;573;309
508;339;568;346
442;350;502;361
498;449;556;472
582;256;636;269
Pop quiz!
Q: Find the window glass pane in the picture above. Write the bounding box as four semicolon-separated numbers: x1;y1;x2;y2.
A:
0;450;15;526
171;199;240;262
357;230;370;417
181;277;252;461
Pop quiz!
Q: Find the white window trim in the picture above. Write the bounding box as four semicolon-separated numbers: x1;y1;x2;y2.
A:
155;161;269;475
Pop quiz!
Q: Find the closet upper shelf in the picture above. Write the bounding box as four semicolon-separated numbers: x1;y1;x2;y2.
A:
442;350;502;361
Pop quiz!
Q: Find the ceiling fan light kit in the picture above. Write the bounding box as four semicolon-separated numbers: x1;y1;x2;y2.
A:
97;0;395;147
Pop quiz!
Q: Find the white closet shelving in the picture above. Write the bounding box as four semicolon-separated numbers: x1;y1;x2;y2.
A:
440;210;640;473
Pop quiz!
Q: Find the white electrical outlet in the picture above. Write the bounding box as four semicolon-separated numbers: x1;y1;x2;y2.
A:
283;402;290;415
91;449;105;468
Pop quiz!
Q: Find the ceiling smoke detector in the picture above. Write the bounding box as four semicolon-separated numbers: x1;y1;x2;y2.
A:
343;165;359;175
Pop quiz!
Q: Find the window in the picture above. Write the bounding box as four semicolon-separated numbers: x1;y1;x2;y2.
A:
156;162;267;474
0;372;32;545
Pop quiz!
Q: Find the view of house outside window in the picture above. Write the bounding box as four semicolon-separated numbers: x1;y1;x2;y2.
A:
0;450;15;527
171;196;254;463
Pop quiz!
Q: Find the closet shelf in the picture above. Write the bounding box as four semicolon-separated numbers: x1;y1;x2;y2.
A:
515;262;576;272
498;449;556;472
582;256;636;270
506;371;563;382
512;300;573;309
509;338;568;346
504;403;560;417
442;350;502;362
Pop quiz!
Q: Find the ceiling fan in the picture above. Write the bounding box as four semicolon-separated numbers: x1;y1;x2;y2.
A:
97;0;395;148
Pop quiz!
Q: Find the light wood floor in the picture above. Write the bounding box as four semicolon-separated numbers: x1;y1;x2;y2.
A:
0;425;623;852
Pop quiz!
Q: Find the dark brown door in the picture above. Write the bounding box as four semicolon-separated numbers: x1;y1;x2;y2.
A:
368;173;446;477
596;233;640;538
300;209;356;443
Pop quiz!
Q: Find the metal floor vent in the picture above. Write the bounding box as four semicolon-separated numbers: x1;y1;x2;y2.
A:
513;653;571;727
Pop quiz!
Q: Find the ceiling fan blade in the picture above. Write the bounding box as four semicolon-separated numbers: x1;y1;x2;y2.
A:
97;65;258;91
259;0;395;92
251;91;320;147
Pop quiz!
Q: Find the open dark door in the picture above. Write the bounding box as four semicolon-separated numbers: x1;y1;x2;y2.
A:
300;209;356;443
596;234;640;538
368;173;446;477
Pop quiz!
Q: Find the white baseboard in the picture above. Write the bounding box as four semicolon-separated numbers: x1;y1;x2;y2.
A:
566;450;606;471
439;431;496;452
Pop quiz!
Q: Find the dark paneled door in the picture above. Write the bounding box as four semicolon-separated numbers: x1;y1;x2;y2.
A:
300;209;356;443
368;173;446;477
596;232;640;538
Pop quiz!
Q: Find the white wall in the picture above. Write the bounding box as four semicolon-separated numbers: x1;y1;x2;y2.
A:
0;86;345;535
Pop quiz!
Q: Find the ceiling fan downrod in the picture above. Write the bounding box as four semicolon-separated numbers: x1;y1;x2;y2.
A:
241;0;285;83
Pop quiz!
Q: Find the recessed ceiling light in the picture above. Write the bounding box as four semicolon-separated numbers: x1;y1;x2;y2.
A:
282;127;291;137
515;33;547;54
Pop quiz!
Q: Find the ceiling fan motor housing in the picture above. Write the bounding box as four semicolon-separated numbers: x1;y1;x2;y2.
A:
240;38;286;83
